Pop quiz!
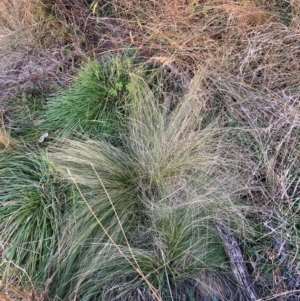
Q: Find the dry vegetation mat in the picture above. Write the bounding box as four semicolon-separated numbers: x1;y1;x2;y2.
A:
0;0;300;300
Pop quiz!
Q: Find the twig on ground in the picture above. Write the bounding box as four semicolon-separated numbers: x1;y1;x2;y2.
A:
216;224;258;301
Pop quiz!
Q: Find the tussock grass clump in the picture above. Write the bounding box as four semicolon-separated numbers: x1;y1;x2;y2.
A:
48;75;253;300
44;54;138;141
0;147;76;285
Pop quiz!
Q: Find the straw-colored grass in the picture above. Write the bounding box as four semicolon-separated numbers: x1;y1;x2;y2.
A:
0;110;11;149
0;129;11;150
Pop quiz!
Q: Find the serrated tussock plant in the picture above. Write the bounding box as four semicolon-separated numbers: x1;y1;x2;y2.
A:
0;146;77;285
48;74;253;300
44;53;138;142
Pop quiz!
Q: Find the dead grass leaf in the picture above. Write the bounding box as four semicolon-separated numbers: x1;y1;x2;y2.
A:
0;129;10;149
0;284;37;301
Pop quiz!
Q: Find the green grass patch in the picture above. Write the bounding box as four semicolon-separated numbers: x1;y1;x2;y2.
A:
0;146;77;286
44;53;141;143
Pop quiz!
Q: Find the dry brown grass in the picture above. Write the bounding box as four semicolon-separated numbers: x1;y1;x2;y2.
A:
0;286;36;301
0;110;11;149
1;0;296;95
0;0;83;100
0;129;10;150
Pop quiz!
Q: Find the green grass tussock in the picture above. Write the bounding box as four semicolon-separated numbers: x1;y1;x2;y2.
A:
0;146;77;286
48;74;254;300
44;54;139;142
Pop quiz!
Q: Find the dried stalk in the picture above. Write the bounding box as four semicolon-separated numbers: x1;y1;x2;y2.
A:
216;224;258;301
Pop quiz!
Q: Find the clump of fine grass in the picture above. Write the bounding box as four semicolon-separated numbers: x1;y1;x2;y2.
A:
44;53;140;142
48;73;254;300
0;146;77;287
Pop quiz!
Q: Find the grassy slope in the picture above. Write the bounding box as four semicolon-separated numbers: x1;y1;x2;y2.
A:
0;0;300;300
